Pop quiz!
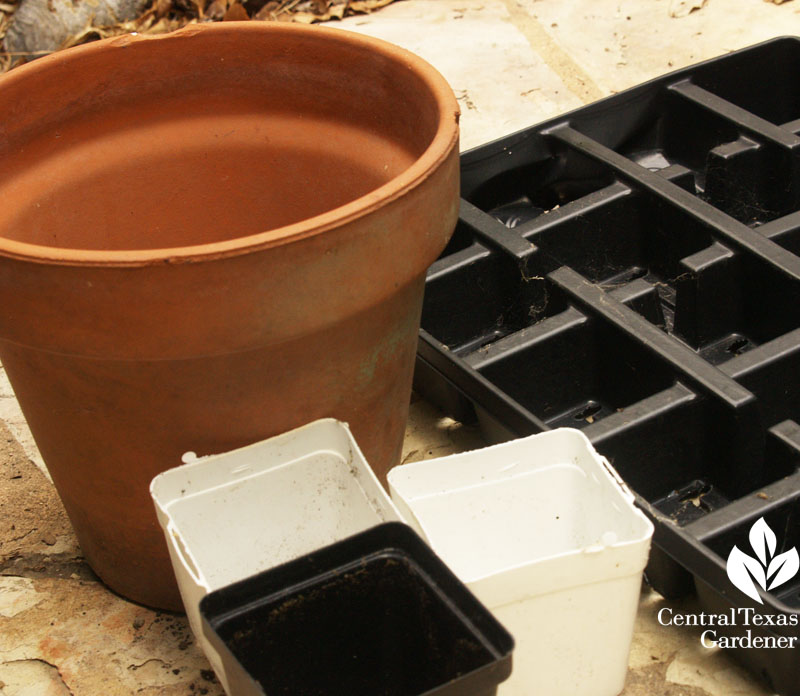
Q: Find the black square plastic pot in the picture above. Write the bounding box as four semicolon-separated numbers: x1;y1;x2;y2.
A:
200;522;514;696
413;36;800;695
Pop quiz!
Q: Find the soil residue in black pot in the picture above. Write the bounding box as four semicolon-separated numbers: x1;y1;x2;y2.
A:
223;555;492;695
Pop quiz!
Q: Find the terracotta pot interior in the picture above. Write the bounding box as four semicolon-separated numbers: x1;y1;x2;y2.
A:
0;29;444;252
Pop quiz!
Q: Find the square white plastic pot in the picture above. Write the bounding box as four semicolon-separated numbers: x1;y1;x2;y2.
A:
150;418;401;692
388;428;654;696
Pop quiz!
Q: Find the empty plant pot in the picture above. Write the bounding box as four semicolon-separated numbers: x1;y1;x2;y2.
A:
389;429;654;696
200;522;515;696
150;418;402;690
0;23;460;608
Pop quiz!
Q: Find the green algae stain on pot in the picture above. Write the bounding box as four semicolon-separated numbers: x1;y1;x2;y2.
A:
356;304;421;389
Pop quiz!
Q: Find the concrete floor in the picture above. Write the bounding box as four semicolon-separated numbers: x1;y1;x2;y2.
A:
2;0;800;694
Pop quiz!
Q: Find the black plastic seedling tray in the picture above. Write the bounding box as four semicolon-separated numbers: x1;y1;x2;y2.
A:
199;522;514;696
415;37;800;695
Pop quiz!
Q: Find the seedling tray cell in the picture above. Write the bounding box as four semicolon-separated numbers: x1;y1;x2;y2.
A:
414;37;800;695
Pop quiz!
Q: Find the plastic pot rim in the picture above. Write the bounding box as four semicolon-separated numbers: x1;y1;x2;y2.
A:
389;428;654;592
0;22;460;267
149;417;402;590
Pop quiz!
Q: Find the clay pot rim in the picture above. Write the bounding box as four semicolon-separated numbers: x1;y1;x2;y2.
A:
0;22;459;268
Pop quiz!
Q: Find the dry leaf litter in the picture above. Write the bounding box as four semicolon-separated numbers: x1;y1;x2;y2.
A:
0;0;399;72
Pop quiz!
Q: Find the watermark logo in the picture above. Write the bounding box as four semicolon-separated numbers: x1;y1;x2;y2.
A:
727;517;799;604
658;517;800;650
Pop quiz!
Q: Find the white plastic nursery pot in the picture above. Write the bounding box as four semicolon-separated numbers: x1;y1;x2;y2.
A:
388;428;654;696
150;418;401;691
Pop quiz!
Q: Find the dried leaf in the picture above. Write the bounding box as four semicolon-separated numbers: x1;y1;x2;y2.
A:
138;16;185;33
269;0;299;15
172;0;205;16
252;0;279;19
60;25;108;50
153;0;172;18
223;0;248;18
205;0;229;19
349;0;395;12
0;0;400;75
289;11;315;21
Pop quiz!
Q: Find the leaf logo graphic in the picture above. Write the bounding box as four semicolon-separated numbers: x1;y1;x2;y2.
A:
727;517;800;604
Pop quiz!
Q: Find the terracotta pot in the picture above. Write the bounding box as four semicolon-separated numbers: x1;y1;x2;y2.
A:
0;23;459;609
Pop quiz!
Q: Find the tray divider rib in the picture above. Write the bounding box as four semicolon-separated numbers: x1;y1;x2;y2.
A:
548;265;756;411
545;123;800;282
668;80;800;151
459;199;537;261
